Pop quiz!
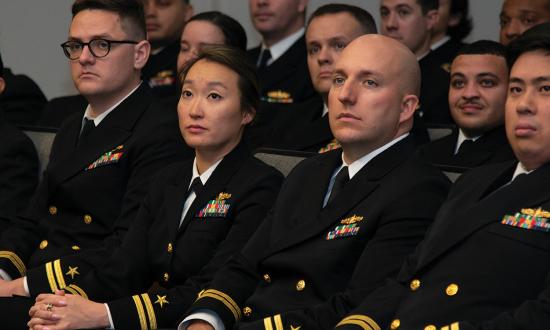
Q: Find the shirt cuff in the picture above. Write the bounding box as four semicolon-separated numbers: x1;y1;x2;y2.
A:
104;303;115;329
0;269;12;281
23;276;29;296
178;309;225;330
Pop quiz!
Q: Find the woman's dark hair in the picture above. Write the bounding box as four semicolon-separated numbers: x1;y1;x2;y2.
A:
187;11;247;51
180;45;259;115
448;0;472;41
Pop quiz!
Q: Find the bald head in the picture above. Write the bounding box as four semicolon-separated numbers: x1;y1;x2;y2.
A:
328;34;421;162
344;35;421;96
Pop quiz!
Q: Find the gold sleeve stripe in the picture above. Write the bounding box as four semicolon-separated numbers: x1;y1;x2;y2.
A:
336;315;381;330
66;284;88;300
132;295;149;330
0;251;26;276
197;289;241;321
451;322;459;330
274;314;284;330
141;293;157;330
45;262;59;292
53;260;67;289
263;317;274;330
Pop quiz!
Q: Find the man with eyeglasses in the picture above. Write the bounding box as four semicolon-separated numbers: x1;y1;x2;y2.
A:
0;0;185;326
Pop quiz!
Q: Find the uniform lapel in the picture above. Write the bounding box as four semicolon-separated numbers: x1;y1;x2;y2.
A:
164;163;193;235
268;137;416;255
417;162;550;270
48;84;151;185
177;145;248;233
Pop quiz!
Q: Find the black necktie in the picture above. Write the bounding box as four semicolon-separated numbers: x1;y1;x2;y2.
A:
258;48;272;71
327;166;349;205
457;139;474;155
78;118;95;146
188;177;204;196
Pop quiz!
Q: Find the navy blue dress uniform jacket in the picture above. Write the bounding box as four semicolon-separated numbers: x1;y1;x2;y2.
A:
0;83;188;279
249;36;317;106
0;120;39;228
335;161;550;330
142;40;180;99
184;136;450;329
419;126;516;170
24;143;283;329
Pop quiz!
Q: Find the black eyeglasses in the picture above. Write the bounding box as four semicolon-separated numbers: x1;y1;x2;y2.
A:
60;39;139;60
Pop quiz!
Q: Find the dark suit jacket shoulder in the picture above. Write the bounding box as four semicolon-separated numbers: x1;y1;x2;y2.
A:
0;68;47;125
0;83;189;279
0;121;39;226
185;136;451;329
336;161;550;330
27;144;283;329
38;94;87;128
420;126;516;169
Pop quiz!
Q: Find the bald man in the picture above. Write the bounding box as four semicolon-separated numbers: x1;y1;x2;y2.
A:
181;34;450;330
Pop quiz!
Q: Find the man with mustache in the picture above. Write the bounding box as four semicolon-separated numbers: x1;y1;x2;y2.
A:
420;40;516;170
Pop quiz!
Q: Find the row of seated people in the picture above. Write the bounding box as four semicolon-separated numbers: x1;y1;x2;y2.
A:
0;1;548;329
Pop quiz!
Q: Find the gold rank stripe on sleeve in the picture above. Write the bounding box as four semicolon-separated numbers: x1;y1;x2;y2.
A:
132;295;149;330
0;251;26;276
263;314;284;330
141;293;158;330
196;289;242;322
336;315;381;330
45;262;59;292
63;284;88;299
53;260;67;289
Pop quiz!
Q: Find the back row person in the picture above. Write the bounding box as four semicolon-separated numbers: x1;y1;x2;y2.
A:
419;40;516;169
0;0;186;327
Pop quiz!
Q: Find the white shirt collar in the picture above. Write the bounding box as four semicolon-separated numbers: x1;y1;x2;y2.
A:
189;157;224;188
322;103;329;117
512;162;533;181
82;82;142;127
341;133;409;179
261;27;305;65
431;36;451;51
455;129;481;154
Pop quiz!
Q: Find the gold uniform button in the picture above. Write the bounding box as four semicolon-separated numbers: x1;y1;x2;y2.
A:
390;319;400;329
83;214;92;224
446;283;459;296
167;243;173;253
39;240;48;249
296;279;306;291
410;279;421;291
424;325;436;330
49;206;57;215
263;274;271;283
163;272;170;282
71;245;80;251
243;306;252;317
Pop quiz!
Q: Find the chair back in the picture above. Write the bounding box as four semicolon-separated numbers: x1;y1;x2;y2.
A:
254;148;316;177
20;126;57;177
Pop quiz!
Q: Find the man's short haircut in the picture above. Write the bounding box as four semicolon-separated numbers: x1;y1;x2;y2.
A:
307;4;377;34
180;45;260;115
507;22;550;68
187;11;248;51
72;0;146;40
448;0;472;40
417;0;439;14
454;40;507;60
